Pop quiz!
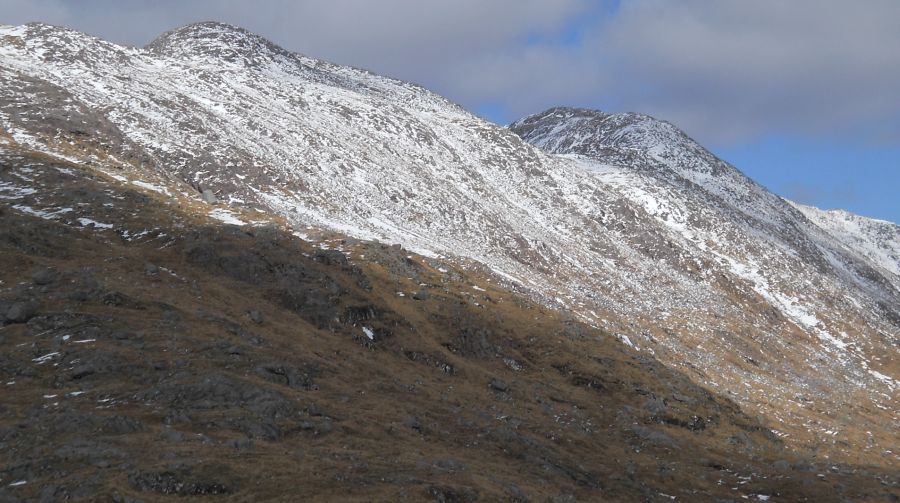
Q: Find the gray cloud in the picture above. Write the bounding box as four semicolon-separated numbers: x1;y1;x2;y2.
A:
0;0;593;114
599;0;900;144
2;0;899;146
0;1;588;71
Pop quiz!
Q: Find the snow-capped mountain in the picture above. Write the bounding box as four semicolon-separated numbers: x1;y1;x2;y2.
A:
790;202;900;289
0;22;897;464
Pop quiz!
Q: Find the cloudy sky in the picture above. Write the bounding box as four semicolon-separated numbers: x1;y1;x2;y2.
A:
2;0;899;222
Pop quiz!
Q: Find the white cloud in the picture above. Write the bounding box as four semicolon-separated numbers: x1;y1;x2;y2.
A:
2;0;900;145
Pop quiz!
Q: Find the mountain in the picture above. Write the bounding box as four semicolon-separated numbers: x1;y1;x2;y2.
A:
0;22;898;500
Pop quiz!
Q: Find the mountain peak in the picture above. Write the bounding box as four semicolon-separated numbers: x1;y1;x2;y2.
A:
149;21;249;40
145;21;290;65
0;22;129;65
510;106;688;157
510;106;741;183
0;22;92;44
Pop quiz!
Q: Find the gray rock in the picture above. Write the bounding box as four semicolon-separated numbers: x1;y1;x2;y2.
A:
229;437;254;451
427;485;479;502
163;410;192;425
138;373;294;419
631;425;679;448
240;419;280;441
144;262;159;275
54;438;127;463
671;392;696;404
5;301;38;324
255;363;316;390
247;310;264;324
111;493;145;503
773;459;791;472
489;378;509;392
452;327;495;358
39;484;70;503
644;397;668;417
201;189;217;204
431;458;467;473
69;364;96;380
413;288;430;300
312;249;348;267
32;268;58;285
402;415;422;432
128;469;229;496
161;430;186;443
103;415;144;434
505;484;530;503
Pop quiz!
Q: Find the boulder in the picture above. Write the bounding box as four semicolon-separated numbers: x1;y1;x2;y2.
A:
32;268;58;285
489;378;509;392
247;310;264;324
5;301;38;324
201;189;217;204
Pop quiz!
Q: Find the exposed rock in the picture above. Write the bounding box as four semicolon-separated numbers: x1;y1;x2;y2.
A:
5;301;38;323
247;309;264;324
773;459;792;472
128;469;230;496
644;397;668;418
32;268;57;285
489;378;509;393
228;437;254;451
631;425;679;448
427;485;479;502
137;374;294;418
402;415;422;432
254;363;317;390
312;249;348;267
69;364;96;380
201;189;218;204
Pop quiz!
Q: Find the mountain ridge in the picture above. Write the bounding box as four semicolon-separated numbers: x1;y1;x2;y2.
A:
0;21;897;478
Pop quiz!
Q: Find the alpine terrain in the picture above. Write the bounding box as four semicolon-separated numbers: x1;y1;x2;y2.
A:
0;22;897;501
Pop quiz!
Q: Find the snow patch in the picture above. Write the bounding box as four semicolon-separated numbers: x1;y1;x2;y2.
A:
77;217;114;229
209;208;246;225
132;180;171;195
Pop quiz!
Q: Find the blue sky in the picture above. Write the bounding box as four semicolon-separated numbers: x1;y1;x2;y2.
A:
717;137;900;221
2;0;898;222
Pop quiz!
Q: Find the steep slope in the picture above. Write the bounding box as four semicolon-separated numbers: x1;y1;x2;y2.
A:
790;202;900;290
0;22;897;471
9;147;900;501
510;108;900;410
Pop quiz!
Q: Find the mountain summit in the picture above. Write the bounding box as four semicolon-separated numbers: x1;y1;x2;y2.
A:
0;22;897;500
145;22;292;65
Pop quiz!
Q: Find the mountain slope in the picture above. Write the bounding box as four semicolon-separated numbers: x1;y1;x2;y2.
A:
0;22;897;473
790;202;900;290
11;146;900;501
